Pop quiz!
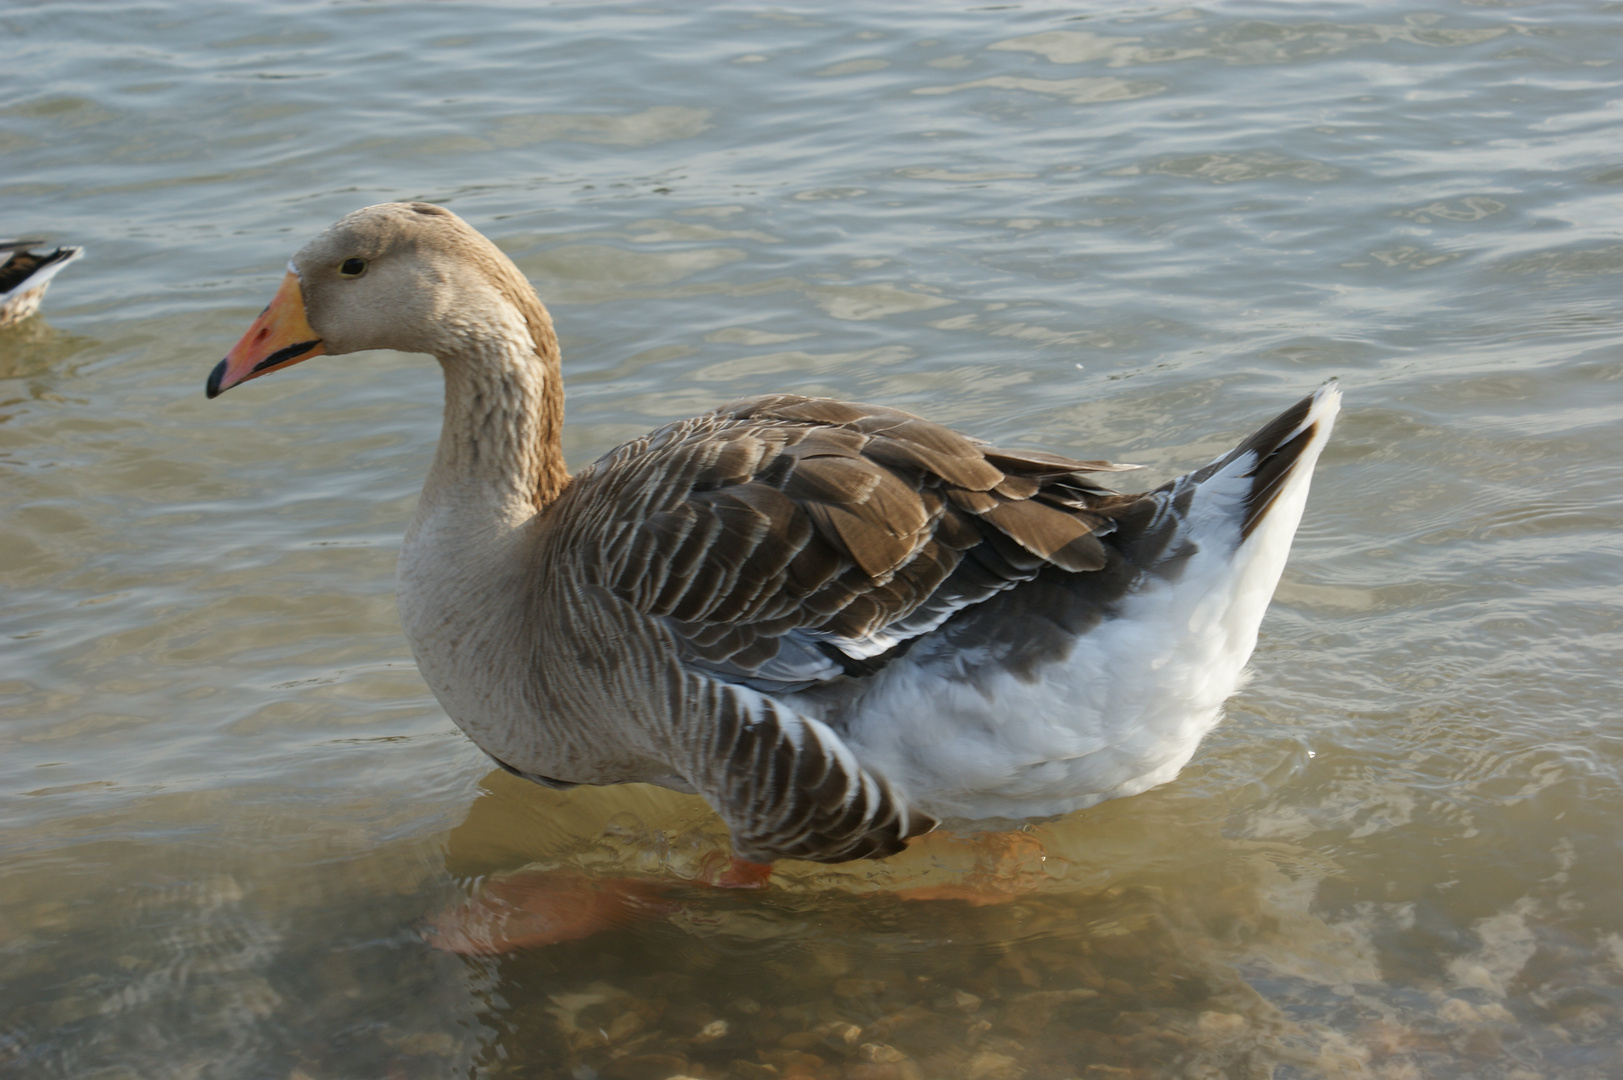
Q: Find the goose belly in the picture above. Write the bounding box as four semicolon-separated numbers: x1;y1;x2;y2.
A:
836;498;1303;824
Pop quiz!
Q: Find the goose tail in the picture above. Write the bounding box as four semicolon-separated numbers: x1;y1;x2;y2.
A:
1146;382;1339;670
1196;381;1341;542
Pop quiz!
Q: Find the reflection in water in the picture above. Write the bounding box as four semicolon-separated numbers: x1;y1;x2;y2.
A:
0;318;97;405
3;779;1615;1079
425;774;1603;1079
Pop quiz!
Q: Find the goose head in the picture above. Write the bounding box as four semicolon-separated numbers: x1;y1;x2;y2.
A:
207;202;547;398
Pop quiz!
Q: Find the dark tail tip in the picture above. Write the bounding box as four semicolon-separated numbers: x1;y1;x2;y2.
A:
1238;384;1340;538
1207;384;1340;539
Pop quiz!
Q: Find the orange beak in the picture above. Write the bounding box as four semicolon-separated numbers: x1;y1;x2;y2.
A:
206;271;327;398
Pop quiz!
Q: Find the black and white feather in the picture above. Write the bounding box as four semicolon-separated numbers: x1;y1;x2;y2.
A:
0;240;83;327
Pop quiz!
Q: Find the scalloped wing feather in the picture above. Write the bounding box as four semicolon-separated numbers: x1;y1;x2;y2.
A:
582;396;1142;689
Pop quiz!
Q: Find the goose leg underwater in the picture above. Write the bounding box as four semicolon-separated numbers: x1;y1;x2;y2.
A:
207;202;1339;949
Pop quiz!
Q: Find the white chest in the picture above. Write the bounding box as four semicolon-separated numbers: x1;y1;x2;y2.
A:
396;505;539;759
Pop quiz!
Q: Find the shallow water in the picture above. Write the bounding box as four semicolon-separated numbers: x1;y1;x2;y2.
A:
4;1;1622;1077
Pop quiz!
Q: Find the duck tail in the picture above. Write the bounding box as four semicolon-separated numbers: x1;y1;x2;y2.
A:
1;242;84;326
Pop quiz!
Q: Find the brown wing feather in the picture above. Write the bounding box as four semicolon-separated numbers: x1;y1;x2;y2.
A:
535;390;1332;863
550;395;1157;863
678;677;937;863
577;395;1142;683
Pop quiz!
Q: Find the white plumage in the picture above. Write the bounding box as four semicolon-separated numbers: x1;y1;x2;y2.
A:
839;385;1339;823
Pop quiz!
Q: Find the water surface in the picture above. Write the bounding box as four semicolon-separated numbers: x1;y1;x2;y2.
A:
4;2;1622;1077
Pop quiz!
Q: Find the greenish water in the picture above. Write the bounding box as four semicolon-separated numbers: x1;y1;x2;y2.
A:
4;2;1622;1077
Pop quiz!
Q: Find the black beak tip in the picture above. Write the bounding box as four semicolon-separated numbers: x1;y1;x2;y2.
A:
206;358;227;399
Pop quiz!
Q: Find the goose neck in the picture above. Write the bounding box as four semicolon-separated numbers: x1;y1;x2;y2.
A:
420;313;568;529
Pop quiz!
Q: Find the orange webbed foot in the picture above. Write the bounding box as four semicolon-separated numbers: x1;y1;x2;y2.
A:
698;853;774;890
426;852;773;954
892;831;1052;906
425;869;678;954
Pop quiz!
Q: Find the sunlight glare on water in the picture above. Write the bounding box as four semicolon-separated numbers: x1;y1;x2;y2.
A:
2;2;1621;1078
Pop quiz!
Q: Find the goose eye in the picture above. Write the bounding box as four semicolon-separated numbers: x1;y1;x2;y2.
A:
338;258;368;277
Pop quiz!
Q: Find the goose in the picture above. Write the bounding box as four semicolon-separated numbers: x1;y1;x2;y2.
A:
207;202;1338;883
1;239;83;327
